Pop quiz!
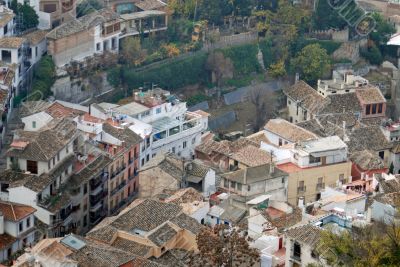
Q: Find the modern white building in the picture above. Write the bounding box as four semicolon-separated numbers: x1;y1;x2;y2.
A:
96;88;209;167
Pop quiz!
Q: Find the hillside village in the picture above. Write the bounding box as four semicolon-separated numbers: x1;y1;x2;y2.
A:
0;0;399;267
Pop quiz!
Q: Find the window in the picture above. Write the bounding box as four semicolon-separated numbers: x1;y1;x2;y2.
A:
26;160;38;174
288;100;291;105
192;137;196;144
141;158;145;166
237;183;242;191
372;104;377;114
146;154;150;162
35;47;38;57
48;161;51;170
247;185;251;191
278;138;282;146
224;179;229;188
282;177;285;184
3;24;7;35
378;103;383;113
156;107;161;114
19;222;23;232
65;169;68;175
293;242;301;259
171;147;175;154
26;217;30;228
96;42;101;51
66;144;69;154
53;157;55;165
83;215;87;227
366;104;371;115
183;141;187;149
32;121;36;128
57;152;60;161
84;184;88;194
309;156;321;164
230;181;236;189
379;151;385;160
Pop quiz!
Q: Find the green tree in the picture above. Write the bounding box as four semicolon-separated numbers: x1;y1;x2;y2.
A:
29;56;56;100
312;0;347;30
120;37;147;67
361;44;383;65
198;0;232;25
318;218;400;266
11;0;39;31
291;44;331;84
206;51;234;87
268;60;286;78
169;0;201;19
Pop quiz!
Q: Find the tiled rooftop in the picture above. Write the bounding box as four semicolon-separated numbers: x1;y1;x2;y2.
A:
265;118;318;143
284;81;326;113
0;201;36;221
0;37;25;49
356;86;386;104
285;224;322;247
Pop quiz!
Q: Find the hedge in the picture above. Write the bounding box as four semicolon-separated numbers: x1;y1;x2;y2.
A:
292;38;341;55
121;53;208;91
259;37;274;69
218;43;261;76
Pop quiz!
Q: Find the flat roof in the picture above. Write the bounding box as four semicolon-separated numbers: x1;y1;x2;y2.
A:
113;102;149;116
299;136;347;154
151;116;180;132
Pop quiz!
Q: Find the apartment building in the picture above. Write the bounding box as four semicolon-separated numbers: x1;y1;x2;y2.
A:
96;88;209;166
0;202;36;263
47;8;120;67
276;136;352;206
1;118;79;238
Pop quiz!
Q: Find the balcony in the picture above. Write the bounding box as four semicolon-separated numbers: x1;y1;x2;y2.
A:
128;169;138;181
297;186;306;194
90;190;107;206
129;157;134;164
316;183;325;191
90;209;106;226
110;165;126;180
110;180;126;196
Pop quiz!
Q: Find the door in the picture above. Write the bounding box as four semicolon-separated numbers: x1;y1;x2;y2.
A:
26;160;38;174
321;156;326;165
279;237;283;249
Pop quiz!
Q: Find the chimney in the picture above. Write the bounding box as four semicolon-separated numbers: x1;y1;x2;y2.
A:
295;73;299;83
0;212;4;235
317;79;321;87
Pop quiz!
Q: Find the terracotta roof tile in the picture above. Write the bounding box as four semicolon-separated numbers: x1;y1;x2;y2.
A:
0;234;16;250
284;81;326;113
265;118;318;143
229;145;272;167
21;30;47;45
0;37;25;49
0;201;36;221
356;86;386;104
285;224;322;247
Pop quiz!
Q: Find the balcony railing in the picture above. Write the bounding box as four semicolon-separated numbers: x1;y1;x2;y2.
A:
90;191;107;206
110;180;126;196
316;183;325;191
297;186;306;193
110;165;126;179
